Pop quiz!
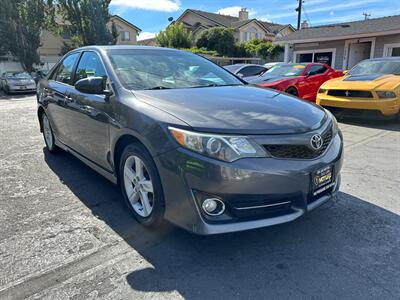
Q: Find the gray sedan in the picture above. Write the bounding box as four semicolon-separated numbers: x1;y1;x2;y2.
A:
224;63;268;78
37;46;343;235
0;71;36;94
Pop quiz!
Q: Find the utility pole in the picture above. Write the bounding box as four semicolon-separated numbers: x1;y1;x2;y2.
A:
296;0;303;30
362;12;371;20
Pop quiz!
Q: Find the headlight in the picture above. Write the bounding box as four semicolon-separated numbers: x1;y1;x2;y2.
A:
169;127;267;162
376;91;396;99
318;88;327;94
324;109;339;135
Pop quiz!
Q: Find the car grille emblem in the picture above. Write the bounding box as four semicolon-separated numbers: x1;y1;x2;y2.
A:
345;90;350;97
310;134;323;150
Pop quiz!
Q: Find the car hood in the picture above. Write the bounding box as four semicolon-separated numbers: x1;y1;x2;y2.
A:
246;74;297;85
133;85;327;134
322;74;400;90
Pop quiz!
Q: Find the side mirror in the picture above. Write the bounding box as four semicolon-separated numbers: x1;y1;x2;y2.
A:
75;76;112;96
306;71;316;77
237;73;244;78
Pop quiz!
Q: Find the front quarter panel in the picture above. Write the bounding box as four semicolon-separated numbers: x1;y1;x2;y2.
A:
109;90;189;168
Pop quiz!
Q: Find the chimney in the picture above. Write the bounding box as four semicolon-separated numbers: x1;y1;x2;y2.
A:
301;20;309;29
239;8;249;21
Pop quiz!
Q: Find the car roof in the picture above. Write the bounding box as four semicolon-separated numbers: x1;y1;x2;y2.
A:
72;45;181;52
363;57;400;62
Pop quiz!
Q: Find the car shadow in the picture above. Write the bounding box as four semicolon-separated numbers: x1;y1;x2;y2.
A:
43;148;400;299
0;91;36;100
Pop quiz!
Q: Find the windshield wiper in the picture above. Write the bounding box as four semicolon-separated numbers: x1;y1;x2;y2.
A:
145;86;171;90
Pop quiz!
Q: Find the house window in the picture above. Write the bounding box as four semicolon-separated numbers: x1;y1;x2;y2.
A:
245;26;259;41
392;47;400;56
295;49;335;66
120;31;130;41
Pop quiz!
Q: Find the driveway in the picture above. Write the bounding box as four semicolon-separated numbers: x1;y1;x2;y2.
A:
0;94;399;299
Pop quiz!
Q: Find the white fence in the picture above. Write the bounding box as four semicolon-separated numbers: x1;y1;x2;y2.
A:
0;59;58;75
0;62;23;75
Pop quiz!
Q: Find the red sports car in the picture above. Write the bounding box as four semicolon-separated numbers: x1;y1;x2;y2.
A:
246;63;343;102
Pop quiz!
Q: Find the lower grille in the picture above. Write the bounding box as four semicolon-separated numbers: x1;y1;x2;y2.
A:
327;90;373;98
264;127;333;159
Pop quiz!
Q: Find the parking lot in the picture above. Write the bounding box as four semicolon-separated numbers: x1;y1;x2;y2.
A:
0;94;399;299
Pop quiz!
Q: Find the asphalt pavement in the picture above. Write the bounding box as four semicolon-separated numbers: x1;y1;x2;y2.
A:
0;94;399;299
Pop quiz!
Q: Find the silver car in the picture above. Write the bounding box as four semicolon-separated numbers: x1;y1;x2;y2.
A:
0;72;36;94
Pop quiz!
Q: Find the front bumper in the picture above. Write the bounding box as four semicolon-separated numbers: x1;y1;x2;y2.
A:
317;94;399;116
155;132;343;235
7;84;36;93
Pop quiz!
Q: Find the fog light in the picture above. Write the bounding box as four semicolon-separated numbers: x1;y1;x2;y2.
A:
202;198;225;216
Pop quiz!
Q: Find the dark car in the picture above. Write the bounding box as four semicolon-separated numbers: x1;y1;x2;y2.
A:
37;46;343;235
246;63;343;102
0;71;36;94
224;63;268;78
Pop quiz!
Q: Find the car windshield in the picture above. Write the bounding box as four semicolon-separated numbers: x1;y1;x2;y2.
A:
264;64;305;76
349;60;400;76
5;72;32;79
107;49;243;90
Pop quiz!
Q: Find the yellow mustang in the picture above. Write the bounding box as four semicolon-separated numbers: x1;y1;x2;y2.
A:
316;58;400;117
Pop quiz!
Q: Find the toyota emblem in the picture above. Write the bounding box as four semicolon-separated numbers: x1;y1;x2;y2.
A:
310;134;323;150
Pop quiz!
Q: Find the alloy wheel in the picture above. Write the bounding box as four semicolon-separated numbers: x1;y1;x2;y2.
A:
123;155;154;217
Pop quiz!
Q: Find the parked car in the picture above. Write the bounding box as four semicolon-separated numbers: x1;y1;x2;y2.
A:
317;57;400;117
224;63;268;78
264;62;284;69
37;46;343;235
0;71;36;94
247;63;344;102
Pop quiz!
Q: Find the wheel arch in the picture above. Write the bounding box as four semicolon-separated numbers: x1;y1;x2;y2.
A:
285;85;299;95
112;133;151;180
37;106;45;132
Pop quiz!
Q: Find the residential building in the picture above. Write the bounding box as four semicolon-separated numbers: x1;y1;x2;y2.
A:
275;15;400;70
36;15;141;70
175;8;295;43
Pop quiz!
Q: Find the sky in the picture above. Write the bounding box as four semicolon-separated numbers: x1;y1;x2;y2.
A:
109;0;400;41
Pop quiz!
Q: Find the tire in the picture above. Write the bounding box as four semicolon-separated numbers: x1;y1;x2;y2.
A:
41;113;58;153
119;143;165;227
286;87;298;97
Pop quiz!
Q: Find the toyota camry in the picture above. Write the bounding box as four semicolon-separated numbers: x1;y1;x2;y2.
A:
37;46;343;235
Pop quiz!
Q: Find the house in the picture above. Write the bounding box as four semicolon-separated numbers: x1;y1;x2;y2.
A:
137;37;158;46
175;8;294;43
37;15;141;70
275;15;400;70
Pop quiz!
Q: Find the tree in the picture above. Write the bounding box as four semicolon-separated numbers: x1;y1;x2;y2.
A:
196;27;235;56
55;0;117;53
0;0;54;72
234;39;284;60
156;22;193;49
